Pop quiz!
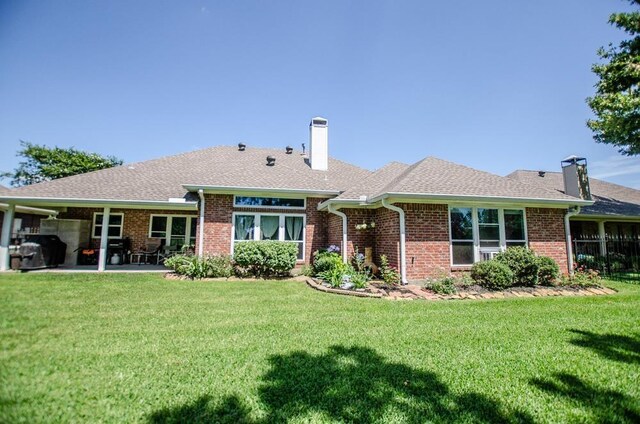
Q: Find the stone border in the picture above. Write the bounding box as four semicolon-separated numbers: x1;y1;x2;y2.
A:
305;277;617;301
305;278;383;298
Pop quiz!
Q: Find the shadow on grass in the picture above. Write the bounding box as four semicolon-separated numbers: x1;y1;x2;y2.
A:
149;345;532;423
569;329;640;364
531;372;640;423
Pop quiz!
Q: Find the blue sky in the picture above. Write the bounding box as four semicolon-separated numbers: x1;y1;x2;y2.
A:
1;0;639;188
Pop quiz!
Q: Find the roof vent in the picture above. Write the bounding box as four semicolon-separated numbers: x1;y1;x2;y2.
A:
538;171;546;177
285;146;293;154
301;143;306;155
266;155;276;166
238;143;246;151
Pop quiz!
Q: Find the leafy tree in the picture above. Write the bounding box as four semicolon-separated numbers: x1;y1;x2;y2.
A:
587;1;640;155
2;141;123;187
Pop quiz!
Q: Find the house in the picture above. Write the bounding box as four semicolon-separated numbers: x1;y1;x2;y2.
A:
0;118;599;280
507;162;640;259
0;184;58;242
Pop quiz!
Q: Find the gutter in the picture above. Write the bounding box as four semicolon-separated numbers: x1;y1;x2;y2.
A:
182;184;339;198
198;189;205;257
381;198;408;285
327;204;348;263
0;196;198;210
564;206;581;275
368;192;593;207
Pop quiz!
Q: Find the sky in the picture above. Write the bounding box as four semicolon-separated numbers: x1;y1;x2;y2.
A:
1;0;639;188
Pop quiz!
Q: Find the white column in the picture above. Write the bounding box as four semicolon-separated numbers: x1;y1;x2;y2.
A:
97;207;111;272
0;204;16;271
598;221;606;256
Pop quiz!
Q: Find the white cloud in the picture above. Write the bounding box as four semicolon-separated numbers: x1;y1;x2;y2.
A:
590;155;640;180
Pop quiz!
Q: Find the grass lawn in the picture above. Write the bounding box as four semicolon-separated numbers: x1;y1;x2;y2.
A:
1;274;639;423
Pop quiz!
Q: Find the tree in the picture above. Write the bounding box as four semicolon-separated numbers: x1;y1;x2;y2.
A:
2;141;123;187
587;0;640;155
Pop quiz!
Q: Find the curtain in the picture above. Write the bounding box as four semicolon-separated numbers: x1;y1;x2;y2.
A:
285;217;304;241
235;215;255;240
261;216;279;240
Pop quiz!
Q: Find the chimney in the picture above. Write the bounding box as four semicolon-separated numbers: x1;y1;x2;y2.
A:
561;156;591;200
309;117;328;171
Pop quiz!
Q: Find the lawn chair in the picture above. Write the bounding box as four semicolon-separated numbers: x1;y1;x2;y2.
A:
131;238;162;265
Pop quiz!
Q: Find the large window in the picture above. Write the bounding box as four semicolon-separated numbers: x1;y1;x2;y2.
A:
92;213;124;239
233;213;305;260
234;196;305;209
449;207;527;266
149;215;198;249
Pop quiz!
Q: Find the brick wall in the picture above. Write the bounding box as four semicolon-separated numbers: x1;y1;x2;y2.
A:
198;195;327;263
526;207;569;274
402;203;451;280
375;207;400;269
58;207;197;251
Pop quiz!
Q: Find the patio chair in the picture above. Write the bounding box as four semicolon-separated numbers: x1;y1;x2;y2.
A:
131;238;162;265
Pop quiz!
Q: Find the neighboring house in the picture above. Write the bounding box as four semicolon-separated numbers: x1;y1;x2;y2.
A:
0;184;58;242
507;164;640;258
0;118;596;280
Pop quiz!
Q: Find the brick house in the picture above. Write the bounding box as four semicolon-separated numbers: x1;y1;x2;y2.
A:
0;117;612;281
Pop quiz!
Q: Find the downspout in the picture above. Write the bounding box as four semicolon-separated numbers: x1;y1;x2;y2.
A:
327;204;348;263
381;198;407;285
564;206;580;275
198;189;205;257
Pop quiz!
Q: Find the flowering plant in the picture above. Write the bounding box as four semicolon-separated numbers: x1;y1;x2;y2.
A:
355;221;376;230
327;245;341;253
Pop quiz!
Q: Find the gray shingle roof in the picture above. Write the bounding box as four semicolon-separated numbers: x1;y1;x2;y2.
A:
1;146;371;202
0;185;11;195
336;157;582;203
507;170;640;217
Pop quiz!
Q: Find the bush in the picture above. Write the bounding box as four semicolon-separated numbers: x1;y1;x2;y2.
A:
233;241;298;278
164;254;234;279
471;260;514;290
495;247;539;286
425;277;457;295
312;250;343;276
536;256;560;286
379;254;400;285
559;269;603;288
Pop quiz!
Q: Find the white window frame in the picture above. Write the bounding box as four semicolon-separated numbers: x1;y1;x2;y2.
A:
448;206;528;266
231;212;306;261
148;214;197;247
92;212;124;239
233;195;306;210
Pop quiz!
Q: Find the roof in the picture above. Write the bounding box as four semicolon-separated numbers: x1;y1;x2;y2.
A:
0;146;371;203
0;185;11;195
327;157;586;206
507;170;640;218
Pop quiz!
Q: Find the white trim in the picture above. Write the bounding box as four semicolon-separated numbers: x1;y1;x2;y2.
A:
230;211;306;261
92;212;124;239
0;196;198;210
98;207;111;272
233;195;306;210
371;192;593;207
448;206;528;266
183;185;338;198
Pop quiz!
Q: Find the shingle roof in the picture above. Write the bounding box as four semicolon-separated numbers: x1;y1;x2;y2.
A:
334;162;410;201
336;157;581;203
0;185;11;195
507;170;640;217
1;146;372;202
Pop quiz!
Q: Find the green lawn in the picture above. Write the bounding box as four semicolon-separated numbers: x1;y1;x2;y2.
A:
1;274;639;423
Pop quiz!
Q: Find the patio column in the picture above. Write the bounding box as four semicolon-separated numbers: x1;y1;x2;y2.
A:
0;204;16;271
97;207;110;272
598;221;607;256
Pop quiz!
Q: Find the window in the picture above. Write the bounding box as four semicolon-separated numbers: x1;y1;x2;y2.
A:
449;207;527;266
93;213;124;239
234;196;305;209
233;213;305;260
149;215;198;249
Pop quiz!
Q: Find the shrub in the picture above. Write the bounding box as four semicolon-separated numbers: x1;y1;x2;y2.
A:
233;241;298;278
379;254;400;285
425;277;457;295
318;261;352;288
164;254;234;279
536;256;560;286
495;247;539;286
559;269;602;288
298;264;314;277
312;250;343;276
471;260;514;290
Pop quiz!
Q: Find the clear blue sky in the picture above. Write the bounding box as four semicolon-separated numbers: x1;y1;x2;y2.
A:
1;0;639;188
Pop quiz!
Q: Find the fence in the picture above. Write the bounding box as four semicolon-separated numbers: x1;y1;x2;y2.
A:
573;235;640;281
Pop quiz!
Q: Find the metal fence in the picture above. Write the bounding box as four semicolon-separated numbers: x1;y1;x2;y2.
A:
573;235;640;281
